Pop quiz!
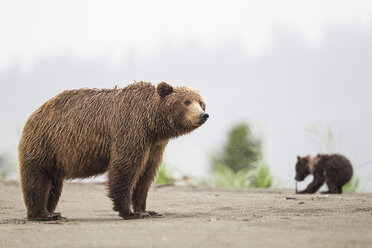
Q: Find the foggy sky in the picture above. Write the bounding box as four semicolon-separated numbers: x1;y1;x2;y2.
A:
0;23;372;190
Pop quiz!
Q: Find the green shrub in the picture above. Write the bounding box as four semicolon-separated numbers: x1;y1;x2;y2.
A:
213;163;251;188
154;164;172;185
249;162;273;188
0;154;17;180
211;123;273;188
212;123;262;173
213;162;273;188
343;177;360;192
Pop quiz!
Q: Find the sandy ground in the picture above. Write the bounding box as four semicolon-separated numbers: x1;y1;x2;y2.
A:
0;181;372;248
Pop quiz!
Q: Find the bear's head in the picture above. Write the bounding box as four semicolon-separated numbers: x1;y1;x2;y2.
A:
294;156;311;181
156;82;209;136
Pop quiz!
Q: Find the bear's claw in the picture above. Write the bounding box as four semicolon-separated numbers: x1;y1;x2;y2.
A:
119;211;162;219
120;212;142;220
51;212;62;220
145;211;162;217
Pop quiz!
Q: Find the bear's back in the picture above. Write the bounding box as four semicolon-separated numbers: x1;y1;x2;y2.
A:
316;154;353;184
19;88;118;178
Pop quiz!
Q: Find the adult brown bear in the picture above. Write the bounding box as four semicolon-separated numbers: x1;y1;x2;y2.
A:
18;82;208;220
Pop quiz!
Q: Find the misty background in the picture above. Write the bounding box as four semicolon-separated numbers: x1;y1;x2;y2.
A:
1;0;372;191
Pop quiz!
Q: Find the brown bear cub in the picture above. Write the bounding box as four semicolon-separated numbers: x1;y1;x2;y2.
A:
18;82;208;221
295;154;353;194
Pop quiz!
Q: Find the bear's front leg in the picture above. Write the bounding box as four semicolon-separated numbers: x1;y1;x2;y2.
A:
108;168;135;219
108;148;149;220
132;142;167;217
297;172;325;194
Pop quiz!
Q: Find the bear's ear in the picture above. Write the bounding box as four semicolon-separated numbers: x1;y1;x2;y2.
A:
297;156;301;160
157;82;174;98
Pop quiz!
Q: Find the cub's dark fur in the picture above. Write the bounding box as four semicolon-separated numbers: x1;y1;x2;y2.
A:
295;154;353;194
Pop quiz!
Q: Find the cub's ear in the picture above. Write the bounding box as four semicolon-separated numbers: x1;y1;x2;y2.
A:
297;156;301;160
157;82;174;98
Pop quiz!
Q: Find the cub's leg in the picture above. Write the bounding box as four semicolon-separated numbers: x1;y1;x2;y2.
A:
338;185;343;194
298;172;325;194
323;181;342;194
322;173;343;194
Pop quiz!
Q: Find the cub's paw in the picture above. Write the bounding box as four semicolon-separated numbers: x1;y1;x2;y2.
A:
296;190;309;194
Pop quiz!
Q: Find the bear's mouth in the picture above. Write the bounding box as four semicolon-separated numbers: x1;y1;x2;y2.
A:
195;120;207;125
191;118;207;126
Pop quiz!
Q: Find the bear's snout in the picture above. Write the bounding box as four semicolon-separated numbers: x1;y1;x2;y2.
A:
199;112;209;123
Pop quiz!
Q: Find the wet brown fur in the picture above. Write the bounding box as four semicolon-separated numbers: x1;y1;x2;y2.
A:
18;81;207;220
295;154;353;194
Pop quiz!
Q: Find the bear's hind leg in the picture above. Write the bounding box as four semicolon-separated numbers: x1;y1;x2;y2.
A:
20;167;53;221
338;185;343;194
325;181;341;194
46;177;64;220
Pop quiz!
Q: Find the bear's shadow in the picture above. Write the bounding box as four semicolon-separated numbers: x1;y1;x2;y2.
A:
2;212;212;224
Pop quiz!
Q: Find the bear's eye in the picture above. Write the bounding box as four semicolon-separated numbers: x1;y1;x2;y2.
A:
199;101;203;107
184;100;191;106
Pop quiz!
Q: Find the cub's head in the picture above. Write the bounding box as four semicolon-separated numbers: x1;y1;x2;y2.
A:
295;156;311;181
157;82;208;135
